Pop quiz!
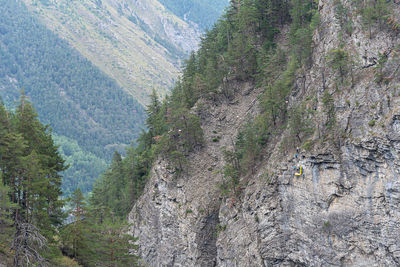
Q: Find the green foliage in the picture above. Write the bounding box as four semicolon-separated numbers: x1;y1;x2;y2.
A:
218;116;270;195
374;47;400;85
322;91;336;129
289;0;319;66
0;94;67;264
357;0;392;37
0;173;14;226
175;0;293;102
185;209;193;214
90;0;320;252
61;189;87;260
288;104;314;145
327;48;352;83
53;135;108;196
260;57;297;126
374;51;389;83
146;88;203;172
237;119;268;172
3;0;326;264
90;219;138;267
52;256;81;267
302;140;312;151
90;151;138;220
368;119;376;127
61;191;139;266
219;147;241;197
334;0;353;36
190;0;319;197
216;223;227;235
0;173;15;259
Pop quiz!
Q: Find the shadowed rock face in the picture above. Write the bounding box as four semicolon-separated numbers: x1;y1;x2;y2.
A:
196;212;219;267
129;1;400;266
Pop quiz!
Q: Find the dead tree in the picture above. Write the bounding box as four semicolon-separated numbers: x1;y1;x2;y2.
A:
12;223;48;267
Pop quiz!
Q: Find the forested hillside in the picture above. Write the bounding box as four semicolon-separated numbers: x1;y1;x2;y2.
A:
22;0;203;104
0;0;145;195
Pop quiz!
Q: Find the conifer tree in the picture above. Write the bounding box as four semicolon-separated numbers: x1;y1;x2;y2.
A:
0;93;67;264
60;189;94;265
92;218;139;267
14;93;66;231
0;172;15;256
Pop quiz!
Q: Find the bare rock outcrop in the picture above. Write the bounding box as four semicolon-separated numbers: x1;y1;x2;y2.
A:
129;1;400;266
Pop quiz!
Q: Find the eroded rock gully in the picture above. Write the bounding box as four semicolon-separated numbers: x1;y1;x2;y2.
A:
129;1;400;266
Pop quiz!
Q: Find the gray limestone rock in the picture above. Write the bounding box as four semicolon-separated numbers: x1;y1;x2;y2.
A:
128;1;400;266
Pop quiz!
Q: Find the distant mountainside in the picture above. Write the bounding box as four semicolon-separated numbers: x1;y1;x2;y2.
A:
0;0;228;196
21;0;200;104
158;0;229;29
0;0;145;195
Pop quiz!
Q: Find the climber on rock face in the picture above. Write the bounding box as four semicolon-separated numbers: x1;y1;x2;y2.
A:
295;165;303;176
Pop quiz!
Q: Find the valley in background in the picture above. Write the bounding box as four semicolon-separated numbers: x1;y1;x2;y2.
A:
0;0;228;195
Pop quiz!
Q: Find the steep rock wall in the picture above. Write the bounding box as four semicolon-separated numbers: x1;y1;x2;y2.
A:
129;1;400;266
128;82;261;266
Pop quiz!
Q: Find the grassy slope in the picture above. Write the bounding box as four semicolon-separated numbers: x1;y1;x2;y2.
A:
23;0;201;104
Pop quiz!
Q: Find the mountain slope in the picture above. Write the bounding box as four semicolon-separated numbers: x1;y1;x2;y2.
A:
22;0;203;104
0;0;145;195
127;0;400;265
158;0;229;29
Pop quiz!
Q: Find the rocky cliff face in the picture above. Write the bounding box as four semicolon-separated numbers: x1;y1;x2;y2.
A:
129;1;400;266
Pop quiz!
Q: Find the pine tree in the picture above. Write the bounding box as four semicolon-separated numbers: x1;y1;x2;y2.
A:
0;172;15;257
0;99;9;141
70;189;86;259
60;189;94;265
93;218;139;267
146;88;161;137
0;93;67;264
14;93;66;232
90;152;130;220
327;48;351;83
0;132;27;221
181;52;199;107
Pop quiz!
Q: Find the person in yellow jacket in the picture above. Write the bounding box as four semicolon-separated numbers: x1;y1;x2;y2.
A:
295;165;303;176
